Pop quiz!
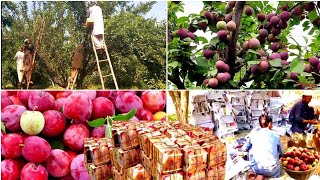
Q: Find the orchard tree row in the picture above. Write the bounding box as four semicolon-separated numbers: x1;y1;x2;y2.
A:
168;1;320;89
2;1;166;89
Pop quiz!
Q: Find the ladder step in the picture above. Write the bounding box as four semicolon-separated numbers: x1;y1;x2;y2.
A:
101;74;112;78
98;59;109;63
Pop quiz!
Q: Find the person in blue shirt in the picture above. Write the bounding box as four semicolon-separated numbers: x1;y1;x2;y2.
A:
242;114;283;178
289;95;318;134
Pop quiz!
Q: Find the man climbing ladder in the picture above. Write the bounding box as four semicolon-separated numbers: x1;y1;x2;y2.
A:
88;1;105;49
68;1;118;89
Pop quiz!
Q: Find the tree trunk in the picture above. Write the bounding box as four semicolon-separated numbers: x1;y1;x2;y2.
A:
76;29;92;89
169;91;189;124
181;91;189;124
226;1;246;78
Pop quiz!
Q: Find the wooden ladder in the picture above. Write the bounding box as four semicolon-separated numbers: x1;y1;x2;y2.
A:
91;35;118;90
66;69;79;90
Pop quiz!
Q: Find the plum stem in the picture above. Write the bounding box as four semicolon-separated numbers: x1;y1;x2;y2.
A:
32;106;38;112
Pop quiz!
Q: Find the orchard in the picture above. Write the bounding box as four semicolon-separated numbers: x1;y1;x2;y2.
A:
1;90;166;179
168;1;320;89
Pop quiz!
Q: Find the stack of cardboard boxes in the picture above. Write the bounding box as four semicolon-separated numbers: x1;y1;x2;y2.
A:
84;121;227;180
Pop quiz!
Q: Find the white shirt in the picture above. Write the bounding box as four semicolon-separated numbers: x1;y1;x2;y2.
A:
89;5;104;35
14;51;24;64
242;128;283;168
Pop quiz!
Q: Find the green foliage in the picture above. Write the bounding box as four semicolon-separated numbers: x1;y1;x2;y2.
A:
168;114;178;122
1;1;165;89
87;108;137;128
168;1;320;89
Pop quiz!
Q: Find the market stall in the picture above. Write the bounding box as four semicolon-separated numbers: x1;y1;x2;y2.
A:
168;90;320;180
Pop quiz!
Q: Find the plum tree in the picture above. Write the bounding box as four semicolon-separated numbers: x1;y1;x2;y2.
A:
168;1;320;89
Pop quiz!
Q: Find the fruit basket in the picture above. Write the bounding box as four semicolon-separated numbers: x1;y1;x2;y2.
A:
313;126;320;152
280;147;320;180
282;163;318;180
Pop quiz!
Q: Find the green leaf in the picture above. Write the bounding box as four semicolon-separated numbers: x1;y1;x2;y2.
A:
87;118;106;127
209;37;218;46
250;33;259;38
195;56;209;67
183;37;193;42
112;108;137;121
176;16;189;24
307;10;317;22
59;107;63;113
282;79;296;83
1;122;6;133
271;69;282;82
303;36;308;44
300;72;312;77
247;49;261;56
254;1;264;11
308;28;315;36
303;25;310;31
217;42;225;50
105;124;112;138
290;59;305;73
228;80;238;87
298;76;314;85
50;140;64;149
269;59;282;67
168;49;180;53
289;45;298;50
207;69;218;77
247;61;261;65
172;37;179;45
197;36;208;44
168;61;179;68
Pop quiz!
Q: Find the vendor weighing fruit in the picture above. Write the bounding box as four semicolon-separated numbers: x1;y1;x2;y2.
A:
242;115;284;178
289;94;319;134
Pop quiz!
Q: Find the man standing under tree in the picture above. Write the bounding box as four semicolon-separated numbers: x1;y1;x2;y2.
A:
23;38;35;86
14;47;25;87
289;94;319;134
87;1;105;49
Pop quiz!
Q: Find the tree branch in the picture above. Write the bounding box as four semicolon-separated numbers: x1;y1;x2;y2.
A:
288;2;303;12
238;68;253;87
168;68;185;89
226;1;246;77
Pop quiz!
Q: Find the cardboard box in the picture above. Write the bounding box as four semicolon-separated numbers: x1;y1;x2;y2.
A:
154;171;184;180
112;128;139;150
88;163;112;180
184;170;206;180
114;147;140;169
124;164;151;180
182;145;207;174
207;165;225;180
202;140;227;168
84;138;111;167
153;141;182;175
